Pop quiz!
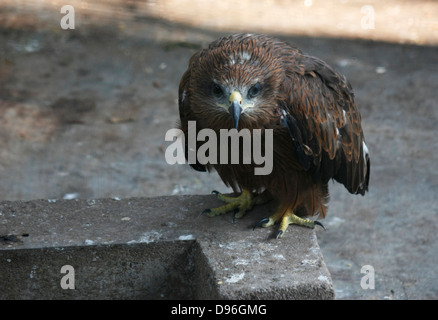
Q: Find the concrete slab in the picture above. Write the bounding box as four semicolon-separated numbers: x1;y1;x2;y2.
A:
0;195;334;299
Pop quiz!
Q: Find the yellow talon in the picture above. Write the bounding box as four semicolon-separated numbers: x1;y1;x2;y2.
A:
254;204;324;239
203;189;254;219
276;212;316;238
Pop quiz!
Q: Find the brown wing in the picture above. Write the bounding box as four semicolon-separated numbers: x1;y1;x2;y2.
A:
178;52;207;172
282;53;370;195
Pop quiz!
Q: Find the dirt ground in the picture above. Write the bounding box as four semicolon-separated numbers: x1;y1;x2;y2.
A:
1;0;437;299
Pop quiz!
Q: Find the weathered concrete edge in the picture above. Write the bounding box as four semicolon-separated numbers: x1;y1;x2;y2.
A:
0;195;335;300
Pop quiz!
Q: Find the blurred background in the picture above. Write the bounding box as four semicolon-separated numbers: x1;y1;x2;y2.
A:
1;0;437;299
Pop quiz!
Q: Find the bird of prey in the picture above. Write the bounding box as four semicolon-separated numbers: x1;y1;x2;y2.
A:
178;33;370;238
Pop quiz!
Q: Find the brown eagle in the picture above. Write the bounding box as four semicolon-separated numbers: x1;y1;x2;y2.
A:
178;34;370;238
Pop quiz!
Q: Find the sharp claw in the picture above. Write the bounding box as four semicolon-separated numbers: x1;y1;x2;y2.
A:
200;209;211;217
314;221;326;230
253;217;270;230
232;208;239;223
276;230;284;239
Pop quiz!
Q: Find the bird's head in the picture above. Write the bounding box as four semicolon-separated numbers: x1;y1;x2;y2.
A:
186;34;284;130
210;81;263;130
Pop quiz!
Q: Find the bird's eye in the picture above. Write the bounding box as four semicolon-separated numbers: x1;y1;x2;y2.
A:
248;83;262;98
211;83;224;98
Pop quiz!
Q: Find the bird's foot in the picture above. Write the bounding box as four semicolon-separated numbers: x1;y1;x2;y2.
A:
254;209;325;239
202;188;254;220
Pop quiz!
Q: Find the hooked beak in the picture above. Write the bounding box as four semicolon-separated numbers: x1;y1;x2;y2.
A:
228;91;243;129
